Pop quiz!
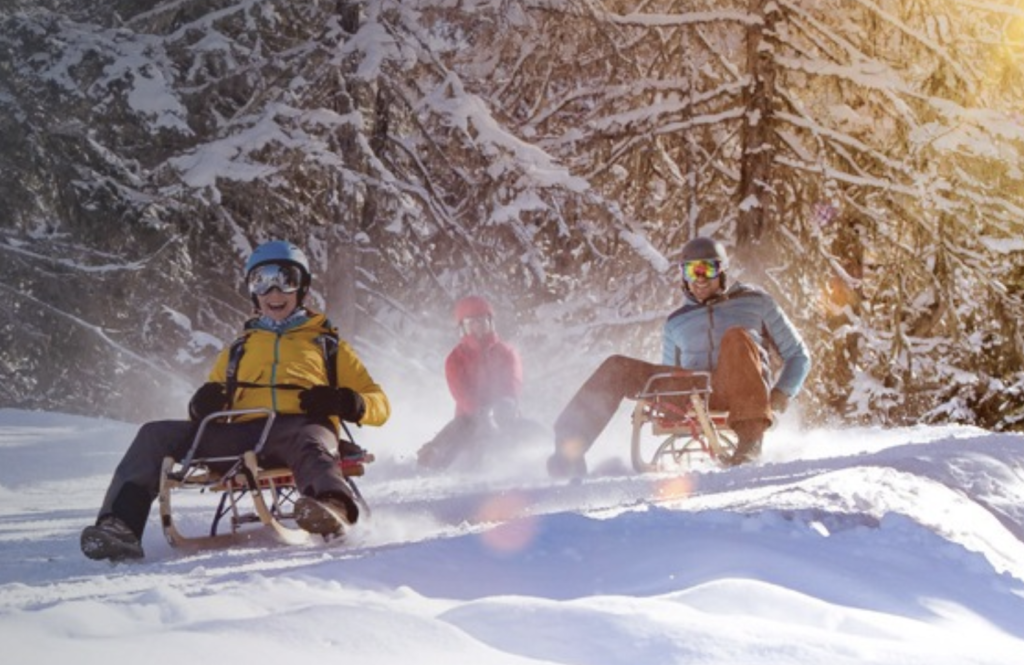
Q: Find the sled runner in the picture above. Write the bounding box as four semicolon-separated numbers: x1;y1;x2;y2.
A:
157;408;372;549
630;371;737;472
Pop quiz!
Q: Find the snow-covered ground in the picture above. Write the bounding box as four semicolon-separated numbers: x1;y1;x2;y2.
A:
2;405;1024;664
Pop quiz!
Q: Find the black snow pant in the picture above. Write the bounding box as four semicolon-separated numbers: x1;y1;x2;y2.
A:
417;414;547;470
96;415;357;539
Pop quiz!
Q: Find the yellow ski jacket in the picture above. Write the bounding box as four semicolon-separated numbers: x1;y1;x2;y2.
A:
206;310;390;431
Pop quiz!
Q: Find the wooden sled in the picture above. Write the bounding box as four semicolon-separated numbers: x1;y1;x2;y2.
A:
630;371;737;472
158;408;373;549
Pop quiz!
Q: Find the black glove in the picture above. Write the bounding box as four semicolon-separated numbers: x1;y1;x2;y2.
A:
189;382;227;421
769;388;790;414
299;385;366;422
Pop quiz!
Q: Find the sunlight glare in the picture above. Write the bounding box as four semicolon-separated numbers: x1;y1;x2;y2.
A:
653;474;695;501
475;491;539;554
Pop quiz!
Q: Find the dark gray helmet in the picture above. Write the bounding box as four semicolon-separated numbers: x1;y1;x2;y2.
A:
681;237;728;270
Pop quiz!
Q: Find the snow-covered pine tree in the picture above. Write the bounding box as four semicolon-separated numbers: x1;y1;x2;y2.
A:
1;0;1022;431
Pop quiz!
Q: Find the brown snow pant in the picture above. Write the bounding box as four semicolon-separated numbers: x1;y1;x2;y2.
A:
553;328;772;462
96;415;357;538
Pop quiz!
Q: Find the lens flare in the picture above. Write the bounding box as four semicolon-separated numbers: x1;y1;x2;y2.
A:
475;491;538;554
559;437;587;459
653;474;695;501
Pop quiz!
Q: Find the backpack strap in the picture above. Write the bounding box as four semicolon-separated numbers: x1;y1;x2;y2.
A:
315;328;340;389
224;333;249;410
314;324;360;439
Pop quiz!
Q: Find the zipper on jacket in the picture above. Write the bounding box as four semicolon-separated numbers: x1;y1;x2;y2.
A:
270;333;283;411
706;303;716;372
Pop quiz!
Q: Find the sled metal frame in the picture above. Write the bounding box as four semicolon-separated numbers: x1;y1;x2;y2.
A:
158;408;372;550
630;371;737;472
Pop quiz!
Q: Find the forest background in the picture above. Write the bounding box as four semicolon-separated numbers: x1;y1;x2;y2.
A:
2;0;1023;432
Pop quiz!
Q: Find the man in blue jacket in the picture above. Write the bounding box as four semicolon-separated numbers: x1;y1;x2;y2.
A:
548;236;811;477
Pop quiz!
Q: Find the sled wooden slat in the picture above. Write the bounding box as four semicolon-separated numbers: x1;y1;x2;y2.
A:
630;371;737;473
204;453;374;493
157;408;372;550
159;451;312;548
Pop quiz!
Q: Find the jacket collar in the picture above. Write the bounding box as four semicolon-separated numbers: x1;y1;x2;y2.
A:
684;282;739;307
249;307;315;333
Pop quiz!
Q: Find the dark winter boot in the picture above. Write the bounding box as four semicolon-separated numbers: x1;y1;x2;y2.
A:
547;452;587;479
727;437;762;466
725;420;766;467
294;494;356;538
80;516;144;561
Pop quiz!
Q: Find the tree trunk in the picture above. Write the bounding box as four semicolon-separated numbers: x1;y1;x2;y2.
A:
735;0;778;270
326;221;358;341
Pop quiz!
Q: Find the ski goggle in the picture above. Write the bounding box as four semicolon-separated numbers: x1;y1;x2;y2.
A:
247;263;304;296
460;315;493;334
681;259;722;283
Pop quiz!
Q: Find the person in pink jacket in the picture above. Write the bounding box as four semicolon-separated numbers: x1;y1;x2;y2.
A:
417;295;539;469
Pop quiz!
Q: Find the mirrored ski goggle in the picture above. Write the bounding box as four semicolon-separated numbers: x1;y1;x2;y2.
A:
247;263;304;296
681;259;722;283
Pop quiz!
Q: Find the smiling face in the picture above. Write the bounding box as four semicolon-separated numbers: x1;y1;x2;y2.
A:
680;258;724;303
256;288;299;322
687;274;723;303
246;261;305;321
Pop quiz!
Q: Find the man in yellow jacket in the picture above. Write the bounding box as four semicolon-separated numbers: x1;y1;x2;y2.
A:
81;241;390;561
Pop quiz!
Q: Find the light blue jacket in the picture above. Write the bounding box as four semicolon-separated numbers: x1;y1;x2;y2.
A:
662;282;811;397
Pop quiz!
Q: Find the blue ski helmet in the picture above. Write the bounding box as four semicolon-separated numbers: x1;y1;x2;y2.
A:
244;240;312;303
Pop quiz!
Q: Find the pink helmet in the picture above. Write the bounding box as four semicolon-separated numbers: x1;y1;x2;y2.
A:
454;295;494;322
